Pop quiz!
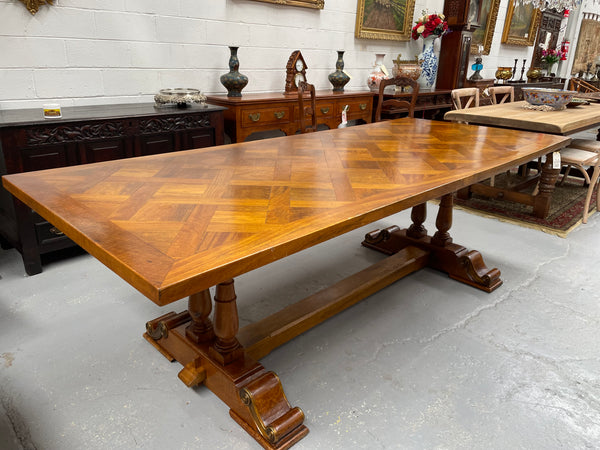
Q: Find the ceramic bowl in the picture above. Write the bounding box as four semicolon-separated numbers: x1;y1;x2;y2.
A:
521;88;577;109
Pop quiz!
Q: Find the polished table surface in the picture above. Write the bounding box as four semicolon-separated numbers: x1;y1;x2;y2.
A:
3;118;568;305
444;100;600;135
2;118;569;449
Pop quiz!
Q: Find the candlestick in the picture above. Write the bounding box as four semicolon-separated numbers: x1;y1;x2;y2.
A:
511;59;518;80
519;59;526;82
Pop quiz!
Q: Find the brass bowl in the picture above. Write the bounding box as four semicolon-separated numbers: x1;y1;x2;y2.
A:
495;66;513;81
526;67;543;81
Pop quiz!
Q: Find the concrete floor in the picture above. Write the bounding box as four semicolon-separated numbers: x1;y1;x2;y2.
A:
1;204;600;449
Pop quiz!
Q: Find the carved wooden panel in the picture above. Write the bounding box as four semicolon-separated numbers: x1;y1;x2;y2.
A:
139;114;212;134
26;122;125;146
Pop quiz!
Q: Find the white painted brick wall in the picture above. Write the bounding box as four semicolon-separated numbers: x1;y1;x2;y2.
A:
0;0;588;110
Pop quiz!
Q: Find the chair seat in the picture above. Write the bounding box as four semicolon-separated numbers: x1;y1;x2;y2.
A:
569;139;600;153
559;146;600;224
561;147;600;166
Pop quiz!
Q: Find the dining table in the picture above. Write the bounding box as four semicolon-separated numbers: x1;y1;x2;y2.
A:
445;100;600;218
2;118;569;449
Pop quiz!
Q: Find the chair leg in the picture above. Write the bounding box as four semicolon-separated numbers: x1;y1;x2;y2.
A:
560;165;572;185
583;167;600;223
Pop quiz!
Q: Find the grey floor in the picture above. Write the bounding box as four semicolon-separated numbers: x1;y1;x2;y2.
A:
1;203;600;449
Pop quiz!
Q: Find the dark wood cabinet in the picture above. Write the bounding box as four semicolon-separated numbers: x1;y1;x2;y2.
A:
0;103;225;275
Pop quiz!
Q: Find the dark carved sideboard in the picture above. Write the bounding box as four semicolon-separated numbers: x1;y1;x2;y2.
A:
0;103;225;275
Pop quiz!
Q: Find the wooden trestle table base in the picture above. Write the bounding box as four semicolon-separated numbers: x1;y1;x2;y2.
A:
445;101;600;218
2;118;568;449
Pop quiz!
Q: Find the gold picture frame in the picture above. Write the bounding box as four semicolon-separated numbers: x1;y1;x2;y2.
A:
355;0;416;41
248;0;324;8
19;0;53;15
501;0;541;46
470;0;501;55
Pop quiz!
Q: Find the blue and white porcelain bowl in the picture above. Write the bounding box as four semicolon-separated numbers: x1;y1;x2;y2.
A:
521;88;577;109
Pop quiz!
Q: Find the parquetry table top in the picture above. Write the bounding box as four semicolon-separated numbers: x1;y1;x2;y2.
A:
3;118;568;305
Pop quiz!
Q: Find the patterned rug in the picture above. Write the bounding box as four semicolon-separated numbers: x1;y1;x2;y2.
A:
452;175;598;238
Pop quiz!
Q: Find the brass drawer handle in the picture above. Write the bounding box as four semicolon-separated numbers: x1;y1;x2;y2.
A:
49;226;64;236
274;111;285;119
320;107;330;114
248;113;261;122
359;103;367;110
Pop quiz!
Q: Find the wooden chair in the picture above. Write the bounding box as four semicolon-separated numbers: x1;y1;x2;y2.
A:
451;88;479;110
568;78;600;93
559;147;600;223
375;76;419;122
297;81;317;133
488;86;514;104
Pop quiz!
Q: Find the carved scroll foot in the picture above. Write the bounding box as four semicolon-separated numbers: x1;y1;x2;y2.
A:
446;250;502;292
362;228;502;293
144;311;191;361
231;371;309;450
144;282;308;449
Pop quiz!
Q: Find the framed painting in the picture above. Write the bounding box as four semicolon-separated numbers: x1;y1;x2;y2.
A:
355;0;416;41
501;0;541;46
470;0;501;55
249;0;324;8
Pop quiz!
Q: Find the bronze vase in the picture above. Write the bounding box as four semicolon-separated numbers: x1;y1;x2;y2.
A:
220;46;248;97
328;51;350;92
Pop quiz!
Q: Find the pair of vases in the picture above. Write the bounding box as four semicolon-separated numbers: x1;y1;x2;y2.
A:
219;47;351;97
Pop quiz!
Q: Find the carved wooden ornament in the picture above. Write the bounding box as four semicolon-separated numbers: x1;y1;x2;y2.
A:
20;0;53;15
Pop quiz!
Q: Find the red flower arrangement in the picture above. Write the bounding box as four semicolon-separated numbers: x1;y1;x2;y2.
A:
411;12;449;40
541;48;564;65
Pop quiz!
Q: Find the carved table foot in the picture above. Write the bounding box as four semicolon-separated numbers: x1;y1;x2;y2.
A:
144;282;308;449
362;197;502;293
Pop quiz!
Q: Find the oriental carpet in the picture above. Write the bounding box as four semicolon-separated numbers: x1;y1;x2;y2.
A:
451;176;598;238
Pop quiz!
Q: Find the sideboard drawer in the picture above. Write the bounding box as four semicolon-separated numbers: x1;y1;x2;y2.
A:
241;106;292;128
315;102;335;119
338;99;371;120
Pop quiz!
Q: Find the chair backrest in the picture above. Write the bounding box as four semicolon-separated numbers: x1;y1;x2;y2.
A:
488;86;514;104
569;77;600;93
451;88;480;110
375;76;420;122
297;81;317;133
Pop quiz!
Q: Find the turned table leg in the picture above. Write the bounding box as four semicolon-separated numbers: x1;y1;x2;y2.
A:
186;289;214;343
533;153;560;218
431;194;452;247
407;203;427;239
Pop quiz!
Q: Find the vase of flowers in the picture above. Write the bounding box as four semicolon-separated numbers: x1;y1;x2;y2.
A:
412;12;448;91
541;48;563;77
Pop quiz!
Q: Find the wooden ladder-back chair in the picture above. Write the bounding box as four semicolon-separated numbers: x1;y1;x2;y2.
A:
375;76;420;122
297;81;317;133
488;86;514;104
559;147;600;223
569;77;600;93
451;87;479;110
